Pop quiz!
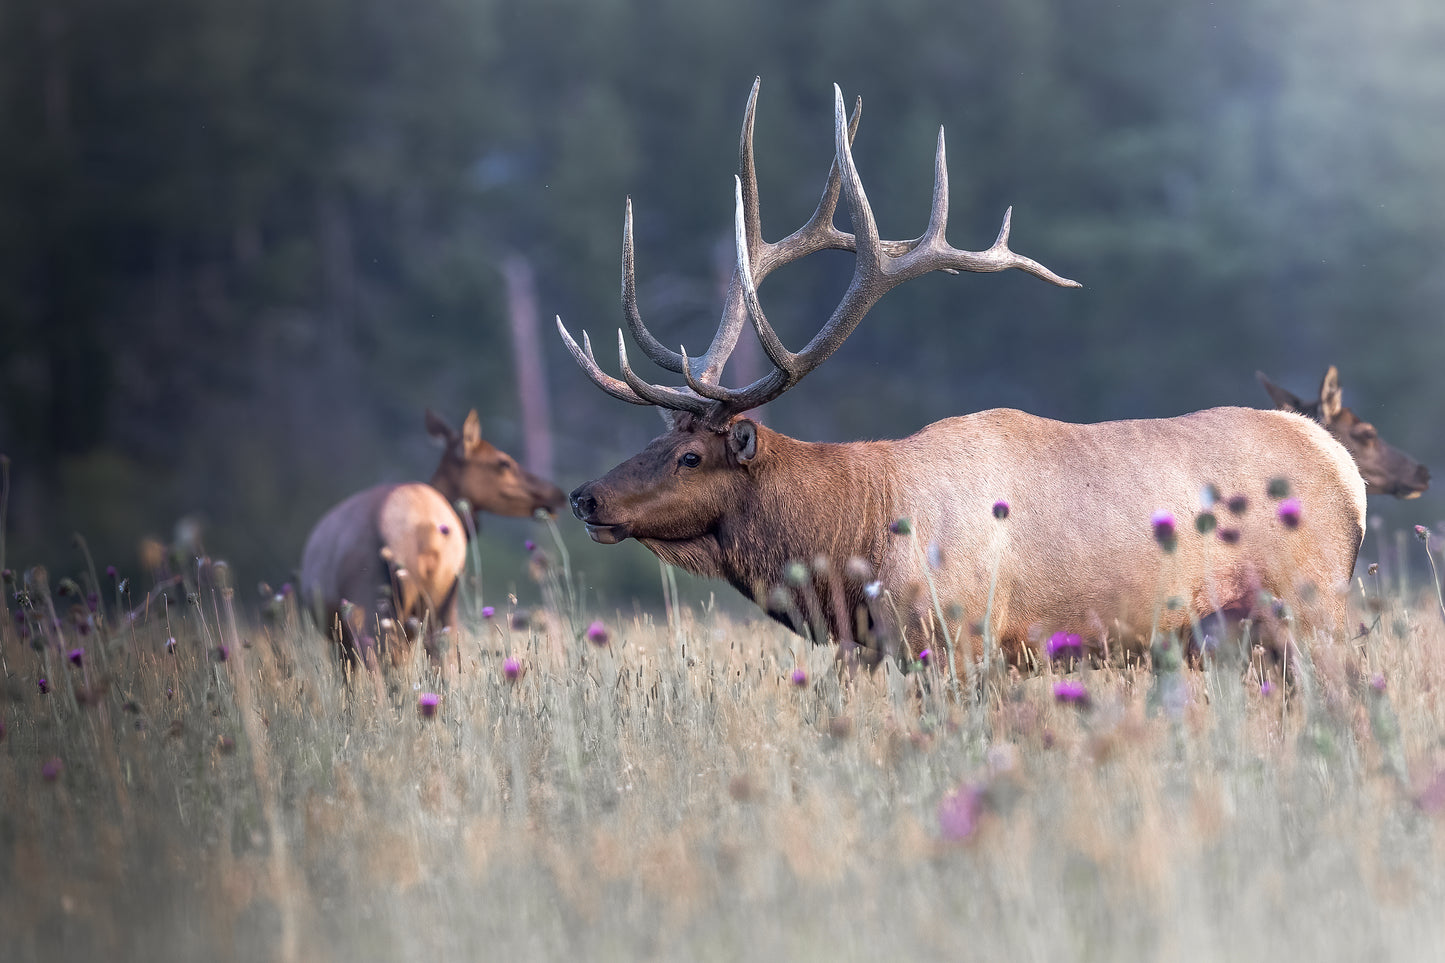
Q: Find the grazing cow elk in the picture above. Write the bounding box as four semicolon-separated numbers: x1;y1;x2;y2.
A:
300;409;566;671
560;80;1366;662
1257;367;1429;499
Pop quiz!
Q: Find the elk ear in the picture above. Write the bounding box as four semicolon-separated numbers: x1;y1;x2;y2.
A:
728;419;758;464
1319;366;1343;421
425;408;456;445
461;409;484;454
1256;371;1303;413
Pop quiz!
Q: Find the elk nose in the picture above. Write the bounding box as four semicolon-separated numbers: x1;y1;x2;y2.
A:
570;487;598;520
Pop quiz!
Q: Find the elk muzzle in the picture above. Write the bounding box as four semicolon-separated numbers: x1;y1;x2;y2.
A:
570;483;629;544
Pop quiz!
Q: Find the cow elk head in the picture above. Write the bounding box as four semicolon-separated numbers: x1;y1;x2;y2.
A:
1257;367;1429;499
425;409;567;519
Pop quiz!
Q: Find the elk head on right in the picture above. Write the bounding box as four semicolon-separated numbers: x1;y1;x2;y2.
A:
1257;367;1429;499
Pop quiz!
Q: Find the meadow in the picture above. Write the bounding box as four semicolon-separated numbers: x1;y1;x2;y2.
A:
4;528;1445;962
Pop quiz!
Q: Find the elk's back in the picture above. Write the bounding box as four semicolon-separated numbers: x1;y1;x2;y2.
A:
885;406;1366;649
300;483;467;624
376;483;468;618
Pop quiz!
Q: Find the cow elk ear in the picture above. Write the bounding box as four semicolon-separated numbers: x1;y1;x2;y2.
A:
425;408;457;445
1256;371;1303;413
462;409;484;455
728;419;759;464
1319;366;1343;422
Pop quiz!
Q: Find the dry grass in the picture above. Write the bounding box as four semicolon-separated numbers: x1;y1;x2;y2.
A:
4;562;1445;962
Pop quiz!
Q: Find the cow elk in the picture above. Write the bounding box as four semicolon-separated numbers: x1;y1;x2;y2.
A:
1258;366;1429;499
559;80;1367;665
300;409;566;673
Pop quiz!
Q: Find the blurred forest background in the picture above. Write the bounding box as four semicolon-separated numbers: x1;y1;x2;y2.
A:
2;0;1444;609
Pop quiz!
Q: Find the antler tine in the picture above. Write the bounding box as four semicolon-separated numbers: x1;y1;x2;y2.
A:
681;344;746;403
728;83;890;397
692;78;782;385
757;93;864;275
737;78;765;272
897;125;1080;288
692;82;867;388
615;330;711;414
733;176;799;377
621;198;689;373
555;316;652;407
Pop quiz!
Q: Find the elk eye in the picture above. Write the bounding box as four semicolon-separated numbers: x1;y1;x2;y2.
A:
679;452;702;468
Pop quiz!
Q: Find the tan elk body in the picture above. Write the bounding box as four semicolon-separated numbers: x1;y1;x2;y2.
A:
562;81;1366;660
300;409;565;668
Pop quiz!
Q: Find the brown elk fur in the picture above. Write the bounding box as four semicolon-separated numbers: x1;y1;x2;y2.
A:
574;407;1365;662
301;409;565;670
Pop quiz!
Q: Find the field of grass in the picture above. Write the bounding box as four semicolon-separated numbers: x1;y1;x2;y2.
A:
4;541;1445;962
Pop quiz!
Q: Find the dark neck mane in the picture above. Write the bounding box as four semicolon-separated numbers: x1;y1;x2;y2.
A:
647;429;895;643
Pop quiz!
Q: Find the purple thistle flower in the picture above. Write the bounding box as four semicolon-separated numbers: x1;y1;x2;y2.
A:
503;657;521;681
280;582;294;598
86;592;99;612
524;539;537;552
214;645;230;663
418;692;440;718
1053;679;1091;709
1046;631;1084;662
1370;673;1387;693
1418;770;1445;815
67;647;84;667
1277;498;1302;529
790;667;808;687
37;677;49;695
482;605;496;619
1151;510;1176;550
918;648;931;667
105;565;118;580
41;757;63;782
585;620;609;646
937;784;983;842
992;499;1010;520
1260;679;1276;697
1415;524;1430;542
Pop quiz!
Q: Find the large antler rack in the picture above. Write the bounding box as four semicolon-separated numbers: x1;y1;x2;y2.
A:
557;78;1080;429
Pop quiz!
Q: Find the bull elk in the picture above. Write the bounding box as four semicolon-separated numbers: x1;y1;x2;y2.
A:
1257;366;1429;499
300;409;566;670
560;80;1366;662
